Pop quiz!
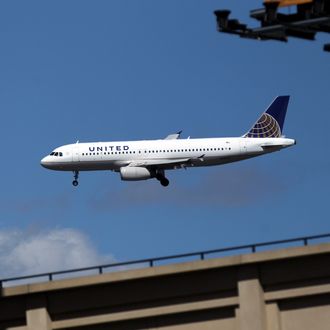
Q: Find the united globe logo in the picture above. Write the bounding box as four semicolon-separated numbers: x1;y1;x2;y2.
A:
246;113;281;138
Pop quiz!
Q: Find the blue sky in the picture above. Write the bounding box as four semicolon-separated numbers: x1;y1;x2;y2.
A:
0;1;329;277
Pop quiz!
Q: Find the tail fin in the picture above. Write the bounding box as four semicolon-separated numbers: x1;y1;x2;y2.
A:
244;96;290;138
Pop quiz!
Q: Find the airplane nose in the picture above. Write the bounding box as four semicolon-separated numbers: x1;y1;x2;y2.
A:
40;156;49;168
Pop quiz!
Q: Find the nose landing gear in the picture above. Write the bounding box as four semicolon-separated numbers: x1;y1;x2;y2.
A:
72;171;79;186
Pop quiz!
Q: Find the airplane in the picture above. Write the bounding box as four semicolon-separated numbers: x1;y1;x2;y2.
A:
214;0;330;52
40;96;296;187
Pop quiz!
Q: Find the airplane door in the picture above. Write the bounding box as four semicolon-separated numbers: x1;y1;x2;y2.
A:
72;145;80;162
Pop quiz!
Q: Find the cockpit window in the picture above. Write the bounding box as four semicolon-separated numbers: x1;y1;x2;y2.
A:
49;151;63;157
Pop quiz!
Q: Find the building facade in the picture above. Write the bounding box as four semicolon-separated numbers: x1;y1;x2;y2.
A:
1;243;330;330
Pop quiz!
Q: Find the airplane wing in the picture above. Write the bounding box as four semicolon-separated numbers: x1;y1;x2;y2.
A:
127;155;205;169
128;158;190;168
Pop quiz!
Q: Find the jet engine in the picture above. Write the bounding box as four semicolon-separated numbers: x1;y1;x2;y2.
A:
120;167;152;181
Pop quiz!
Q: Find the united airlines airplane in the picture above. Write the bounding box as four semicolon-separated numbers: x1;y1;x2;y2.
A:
41;96;295;187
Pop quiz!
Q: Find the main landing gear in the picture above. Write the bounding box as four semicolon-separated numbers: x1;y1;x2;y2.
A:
156;171;170;187
72;170;79;187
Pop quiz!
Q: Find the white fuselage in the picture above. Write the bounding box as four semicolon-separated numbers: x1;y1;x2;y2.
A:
40;137;295;172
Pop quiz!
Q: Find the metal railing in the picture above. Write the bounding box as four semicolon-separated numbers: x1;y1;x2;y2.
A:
1;232;329;288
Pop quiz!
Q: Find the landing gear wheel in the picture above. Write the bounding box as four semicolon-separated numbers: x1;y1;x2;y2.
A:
72;170;79;187
155;170;169;187
160;178;169;187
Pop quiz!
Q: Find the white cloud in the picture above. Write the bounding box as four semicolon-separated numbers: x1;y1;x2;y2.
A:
0;228;114;280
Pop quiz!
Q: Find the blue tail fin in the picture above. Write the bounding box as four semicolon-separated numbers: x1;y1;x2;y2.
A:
244;96;290;138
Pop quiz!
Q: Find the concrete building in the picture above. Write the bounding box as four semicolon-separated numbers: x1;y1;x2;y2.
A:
0;242;330;330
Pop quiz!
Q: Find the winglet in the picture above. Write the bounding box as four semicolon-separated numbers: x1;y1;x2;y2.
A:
164;131;182;140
